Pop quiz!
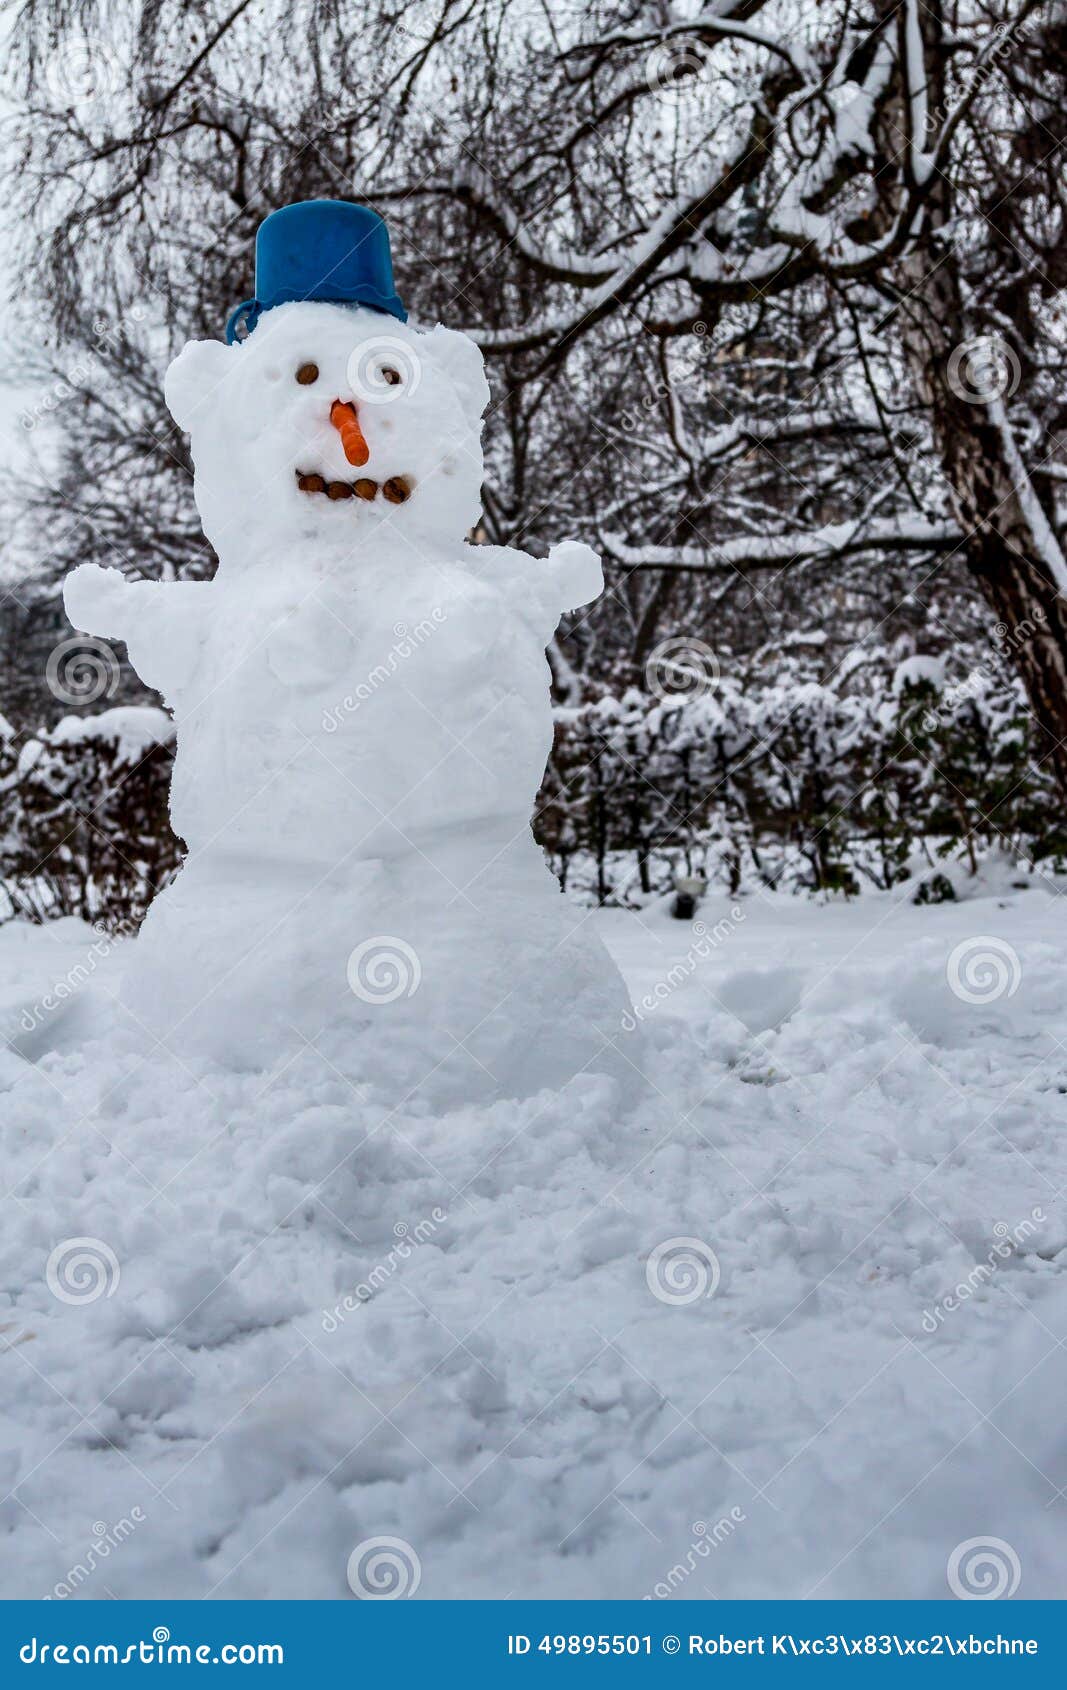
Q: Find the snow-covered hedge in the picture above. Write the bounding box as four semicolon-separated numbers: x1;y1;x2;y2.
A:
0;707;181;927
539;652;1067;904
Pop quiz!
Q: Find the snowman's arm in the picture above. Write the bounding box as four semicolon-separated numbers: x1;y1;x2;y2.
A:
469;540;604;632
543;540;604;614
64;564;206;700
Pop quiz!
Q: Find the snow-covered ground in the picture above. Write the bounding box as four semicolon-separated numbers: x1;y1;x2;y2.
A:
1;878;1066;1600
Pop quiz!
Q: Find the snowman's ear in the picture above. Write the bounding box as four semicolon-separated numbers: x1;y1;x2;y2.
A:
424;325;490;425
164;338;233;432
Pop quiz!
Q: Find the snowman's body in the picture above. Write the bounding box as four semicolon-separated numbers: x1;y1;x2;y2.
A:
65;302;632;1099
158;539;579;870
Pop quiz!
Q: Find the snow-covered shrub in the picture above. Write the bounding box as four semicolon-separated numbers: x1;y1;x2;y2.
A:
0;707;181;928
541;645;1065;904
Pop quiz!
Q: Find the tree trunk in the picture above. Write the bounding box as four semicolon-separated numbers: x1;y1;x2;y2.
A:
950;477;1067;794
911;285;1067;794
895;0;1067;794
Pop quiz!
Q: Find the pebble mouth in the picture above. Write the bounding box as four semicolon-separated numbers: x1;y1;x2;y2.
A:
296;472;412;504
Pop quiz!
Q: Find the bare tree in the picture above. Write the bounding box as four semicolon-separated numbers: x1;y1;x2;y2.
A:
6;0;1067;785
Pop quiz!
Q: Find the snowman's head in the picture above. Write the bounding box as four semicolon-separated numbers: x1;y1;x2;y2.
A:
164;302;489;571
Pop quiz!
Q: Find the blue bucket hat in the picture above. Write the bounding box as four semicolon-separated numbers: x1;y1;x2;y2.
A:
225;200;407;344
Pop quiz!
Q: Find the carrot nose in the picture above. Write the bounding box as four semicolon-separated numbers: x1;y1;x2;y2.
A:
330;399;369;467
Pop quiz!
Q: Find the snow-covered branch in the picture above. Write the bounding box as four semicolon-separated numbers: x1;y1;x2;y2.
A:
603;515;958;575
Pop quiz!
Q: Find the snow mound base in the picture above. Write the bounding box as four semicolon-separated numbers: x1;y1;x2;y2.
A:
2;887;1066;1598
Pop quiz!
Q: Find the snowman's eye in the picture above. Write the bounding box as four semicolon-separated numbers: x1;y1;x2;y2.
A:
295;362;319;385
381;365;402;386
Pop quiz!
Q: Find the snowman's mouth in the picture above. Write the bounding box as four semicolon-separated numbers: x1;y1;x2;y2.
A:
295;471;413;505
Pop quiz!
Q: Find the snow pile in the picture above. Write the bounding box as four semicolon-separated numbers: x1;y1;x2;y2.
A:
1;886;1066;1598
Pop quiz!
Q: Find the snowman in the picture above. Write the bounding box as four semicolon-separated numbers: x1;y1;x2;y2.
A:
64;201;634;1101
